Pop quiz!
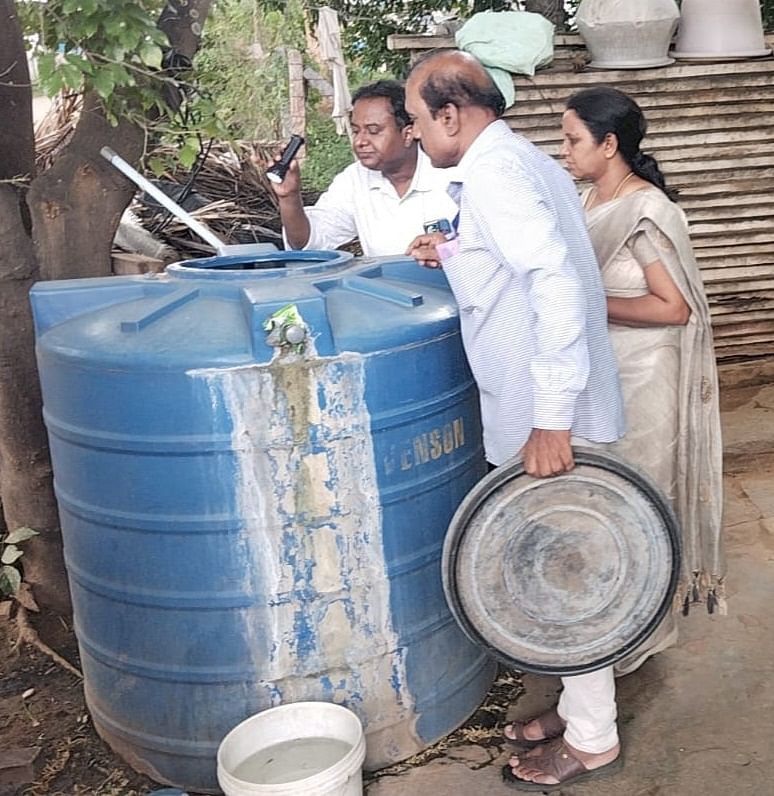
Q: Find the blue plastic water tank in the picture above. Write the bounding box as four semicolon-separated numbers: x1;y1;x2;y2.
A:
30;251;495;792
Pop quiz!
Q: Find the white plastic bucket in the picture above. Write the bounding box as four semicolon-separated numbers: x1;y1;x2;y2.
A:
217;702;366;796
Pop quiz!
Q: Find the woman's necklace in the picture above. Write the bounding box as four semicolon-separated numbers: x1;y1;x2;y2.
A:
586;171;635;210
611;170;635;199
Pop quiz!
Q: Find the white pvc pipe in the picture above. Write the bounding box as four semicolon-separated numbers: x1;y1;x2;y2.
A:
101;146;227;255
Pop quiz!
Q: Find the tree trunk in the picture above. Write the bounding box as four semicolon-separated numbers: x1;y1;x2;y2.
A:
28;94;146;281
159;0;214;59
524;0;566;27
0;186;69;612
0;0;213;615
0;0;68;613
0;0;35;183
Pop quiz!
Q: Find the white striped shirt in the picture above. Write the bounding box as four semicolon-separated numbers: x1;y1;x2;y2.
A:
440;120;625;465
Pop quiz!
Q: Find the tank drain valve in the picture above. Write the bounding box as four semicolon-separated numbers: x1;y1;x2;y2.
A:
263;303;309;352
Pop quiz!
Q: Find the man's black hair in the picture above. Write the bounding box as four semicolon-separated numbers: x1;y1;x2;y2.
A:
351;80;411;129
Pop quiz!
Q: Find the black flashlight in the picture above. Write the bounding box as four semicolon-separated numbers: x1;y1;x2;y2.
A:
266;134;305;184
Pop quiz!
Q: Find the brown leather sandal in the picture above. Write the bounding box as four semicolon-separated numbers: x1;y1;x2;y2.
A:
502;737;623;792
502;707;566;749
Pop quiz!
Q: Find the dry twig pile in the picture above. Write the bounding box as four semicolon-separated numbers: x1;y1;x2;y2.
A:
35;95;293;262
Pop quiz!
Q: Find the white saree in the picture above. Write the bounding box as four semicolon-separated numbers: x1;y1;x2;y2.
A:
584;187;725;627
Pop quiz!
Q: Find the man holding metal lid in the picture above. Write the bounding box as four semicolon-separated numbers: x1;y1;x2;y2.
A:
405;49;626;792
266;80;459;257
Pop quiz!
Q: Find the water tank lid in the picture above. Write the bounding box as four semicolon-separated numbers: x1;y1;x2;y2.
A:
442;447;680;676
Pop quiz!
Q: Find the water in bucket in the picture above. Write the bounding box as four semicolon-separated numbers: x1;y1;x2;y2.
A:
217;701;366;796
233;737;354;785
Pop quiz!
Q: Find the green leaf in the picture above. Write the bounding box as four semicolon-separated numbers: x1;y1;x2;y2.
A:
65;53;92;73
139;41;163;71
92;68;116;100
120;2;156;25
106;63;133;88
45;70;65;96
178;144;198;169
61;63;85;91
118;28;142;53
105;44;127;62
0;565;21;597
36;51;56;84
147;157;167;178
1;545;23;565
149;28;170;48
79;17;99;38
4;527;39;545
103;17;126;37
75;58;94;76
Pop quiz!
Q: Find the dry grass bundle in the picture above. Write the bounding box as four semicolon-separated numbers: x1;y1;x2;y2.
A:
34;93;82;173
133;140;287;258
33;97;292;260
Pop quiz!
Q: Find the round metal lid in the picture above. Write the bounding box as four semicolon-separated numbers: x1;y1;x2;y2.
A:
442;448;681;676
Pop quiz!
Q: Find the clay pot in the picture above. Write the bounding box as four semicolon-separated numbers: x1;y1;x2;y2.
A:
577;0;680;69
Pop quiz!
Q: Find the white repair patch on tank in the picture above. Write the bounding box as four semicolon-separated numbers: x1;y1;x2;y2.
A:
190;351;422;765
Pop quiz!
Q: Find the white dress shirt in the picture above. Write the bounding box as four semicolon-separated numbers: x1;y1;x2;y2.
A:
289;149;459;256
442;120;625;465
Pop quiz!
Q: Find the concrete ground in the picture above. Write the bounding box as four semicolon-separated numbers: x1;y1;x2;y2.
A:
367;383;774;796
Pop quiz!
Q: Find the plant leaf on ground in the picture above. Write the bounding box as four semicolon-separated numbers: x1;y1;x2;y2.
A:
1;527;40;596
0;565;22;596
5;527;40;545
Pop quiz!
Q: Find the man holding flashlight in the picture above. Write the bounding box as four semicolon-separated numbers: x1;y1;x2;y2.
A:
267;80;458;257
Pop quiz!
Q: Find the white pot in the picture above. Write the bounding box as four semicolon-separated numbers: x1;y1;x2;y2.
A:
577;0;680;69
672;0;772;60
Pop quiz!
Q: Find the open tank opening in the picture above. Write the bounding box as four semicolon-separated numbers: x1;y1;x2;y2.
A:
165;250;354;279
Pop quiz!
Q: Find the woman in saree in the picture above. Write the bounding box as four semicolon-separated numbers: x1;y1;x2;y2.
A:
561;85;724;625
503;87;724;790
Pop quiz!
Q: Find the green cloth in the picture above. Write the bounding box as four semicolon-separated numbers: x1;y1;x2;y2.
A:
455;10;555;109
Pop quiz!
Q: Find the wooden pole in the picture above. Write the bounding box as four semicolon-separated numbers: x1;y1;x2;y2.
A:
287;48;306;164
